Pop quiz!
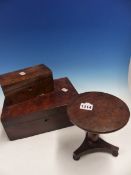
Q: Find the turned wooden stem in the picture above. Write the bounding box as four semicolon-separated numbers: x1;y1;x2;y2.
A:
88;132;99;142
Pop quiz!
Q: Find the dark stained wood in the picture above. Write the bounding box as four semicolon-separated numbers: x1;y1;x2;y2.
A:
0;64;54;106
68;92;130;134
67;92;130;160
1;77;78;140
4;106;72;141
73;132;119;160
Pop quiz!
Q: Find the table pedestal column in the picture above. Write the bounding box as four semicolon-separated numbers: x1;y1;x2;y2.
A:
73;132;119;160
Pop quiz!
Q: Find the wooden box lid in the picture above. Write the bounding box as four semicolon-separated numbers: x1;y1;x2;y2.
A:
0;64;54;106
1;77;78;126
0;64;53;87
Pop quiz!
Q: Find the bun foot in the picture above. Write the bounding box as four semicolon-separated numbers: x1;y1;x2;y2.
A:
73;153;80;161
112;150;119;157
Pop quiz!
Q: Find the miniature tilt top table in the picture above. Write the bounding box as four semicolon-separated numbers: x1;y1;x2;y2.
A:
67;92;130;160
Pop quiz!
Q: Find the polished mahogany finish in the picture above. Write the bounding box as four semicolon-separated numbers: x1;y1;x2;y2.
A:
73;132;119;160
1;77;78;140
68;92;130;133
67;92;130;160
0;64;54;106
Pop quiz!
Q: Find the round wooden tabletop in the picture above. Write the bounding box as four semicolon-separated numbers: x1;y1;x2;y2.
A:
67;92;130;134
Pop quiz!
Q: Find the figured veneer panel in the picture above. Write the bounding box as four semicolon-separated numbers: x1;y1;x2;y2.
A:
0;64;54;106
1;77;78;140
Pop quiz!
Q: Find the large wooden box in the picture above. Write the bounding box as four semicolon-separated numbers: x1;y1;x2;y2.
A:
1;77;78;140
0;64;54;106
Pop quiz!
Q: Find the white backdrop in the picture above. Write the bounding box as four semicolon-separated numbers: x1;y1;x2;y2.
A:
0;87;131;175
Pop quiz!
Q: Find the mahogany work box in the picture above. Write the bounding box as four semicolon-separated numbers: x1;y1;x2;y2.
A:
0;64;54;106
0;64;78;140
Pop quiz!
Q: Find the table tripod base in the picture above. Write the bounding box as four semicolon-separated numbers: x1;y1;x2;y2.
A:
73;133;119;161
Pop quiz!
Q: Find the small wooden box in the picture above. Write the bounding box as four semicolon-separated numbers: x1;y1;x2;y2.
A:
1;77;78;140
0;64;54;106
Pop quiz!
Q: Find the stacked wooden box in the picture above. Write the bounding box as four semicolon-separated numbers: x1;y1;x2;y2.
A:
0;64;78;140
